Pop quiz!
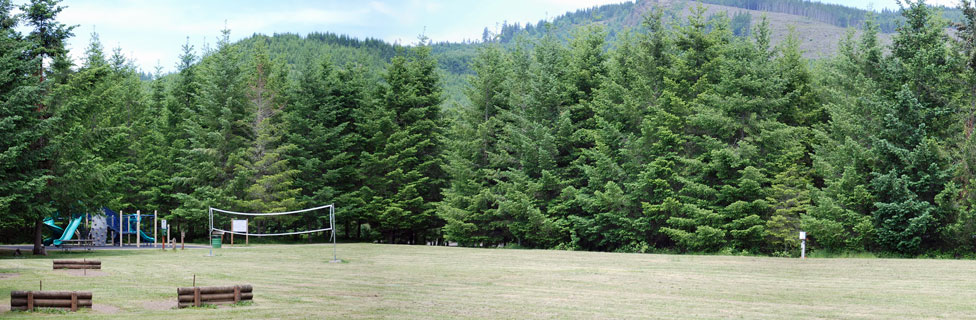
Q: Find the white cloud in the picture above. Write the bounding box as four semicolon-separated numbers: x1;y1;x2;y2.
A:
368;1;398;18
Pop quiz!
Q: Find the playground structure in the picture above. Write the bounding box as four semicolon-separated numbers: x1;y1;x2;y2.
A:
102;207;157;247
41;207;168;248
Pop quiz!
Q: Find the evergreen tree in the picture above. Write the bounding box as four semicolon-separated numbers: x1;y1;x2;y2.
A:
374;39;446;243
286;57;371;239
20;0;74;254
171;28;249;236
234;43;301;235
132;65;172;213
867;1;959;254
0;0;48;244
439;43;513;246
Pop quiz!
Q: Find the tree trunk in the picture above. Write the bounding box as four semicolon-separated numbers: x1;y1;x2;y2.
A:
32;220;46;255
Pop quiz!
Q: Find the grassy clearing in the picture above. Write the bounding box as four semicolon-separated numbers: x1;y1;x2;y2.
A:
1;243;976;319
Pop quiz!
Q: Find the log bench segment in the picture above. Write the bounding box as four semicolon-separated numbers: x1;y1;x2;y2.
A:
53;260;101;270
176;284;253;308
10;291;92;311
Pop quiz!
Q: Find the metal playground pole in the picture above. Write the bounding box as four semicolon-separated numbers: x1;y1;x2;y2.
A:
208;207;214;257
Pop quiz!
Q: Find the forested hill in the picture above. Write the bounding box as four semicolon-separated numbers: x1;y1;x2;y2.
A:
493;0;962;57
224;32;475;104
229;0;964;105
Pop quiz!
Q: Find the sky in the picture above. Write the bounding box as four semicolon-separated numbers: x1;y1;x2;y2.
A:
10;0;966;73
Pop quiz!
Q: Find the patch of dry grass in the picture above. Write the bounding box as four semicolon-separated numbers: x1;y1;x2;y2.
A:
1;243;976;319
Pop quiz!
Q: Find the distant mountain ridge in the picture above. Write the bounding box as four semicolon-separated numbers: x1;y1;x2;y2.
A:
229;0;964;104
490;0;962;58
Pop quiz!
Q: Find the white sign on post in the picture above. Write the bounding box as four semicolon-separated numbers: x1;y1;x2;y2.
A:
799;231;807;259
232;219;248;233
161;219;167;230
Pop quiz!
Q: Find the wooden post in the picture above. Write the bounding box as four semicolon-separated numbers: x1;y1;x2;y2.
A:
166;227;170;251
234;285;240;303
70;292;78;312
193;287;201;307
231;232;234;246
245;218;249;246
181;231;185;250
119;210;123;247
136;210;141;248
154;210;158;249
27;291;33;311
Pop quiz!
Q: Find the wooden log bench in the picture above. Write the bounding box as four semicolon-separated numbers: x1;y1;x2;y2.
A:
53;260;101;270
10;291;93;311
177;285;253;308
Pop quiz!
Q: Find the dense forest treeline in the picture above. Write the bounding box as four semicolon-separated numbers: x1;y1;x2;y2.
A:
5;0;976;257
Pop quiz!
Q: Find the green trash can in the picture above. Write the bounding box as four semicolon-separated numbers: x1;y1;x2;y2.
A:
211;234;222;248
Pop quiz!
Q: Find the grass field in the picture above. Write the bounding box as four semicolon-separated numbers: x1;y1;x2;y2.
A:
2;243;976;319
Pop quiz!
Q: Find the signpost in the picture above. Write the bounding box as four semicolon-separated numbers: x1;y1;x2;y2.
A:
136;210;141;248
799;231;807;259
161;220;168;250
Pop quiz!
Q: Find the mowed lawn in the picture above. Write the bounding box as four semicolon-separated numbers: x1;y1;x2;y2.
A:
2;243;976;319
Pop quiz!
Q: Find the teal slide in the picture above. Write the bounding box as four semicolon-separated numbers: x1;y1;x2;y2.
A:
52;215;84;246
138;229;155;243
43;217;66;235
42;217;66;246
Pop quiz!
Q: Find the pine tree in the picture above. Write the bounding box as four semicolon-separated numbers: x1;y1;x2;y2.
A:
286;56;371;239
163;38;199;227
20;0;74;254
235;42;301;235
439;43;512;246
171;28;250;237
867;1;959;254
0;0;48;242
47;34;139;216
133;66;171;213
807;17;883;253
948;0;976;253
374;39;446;243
